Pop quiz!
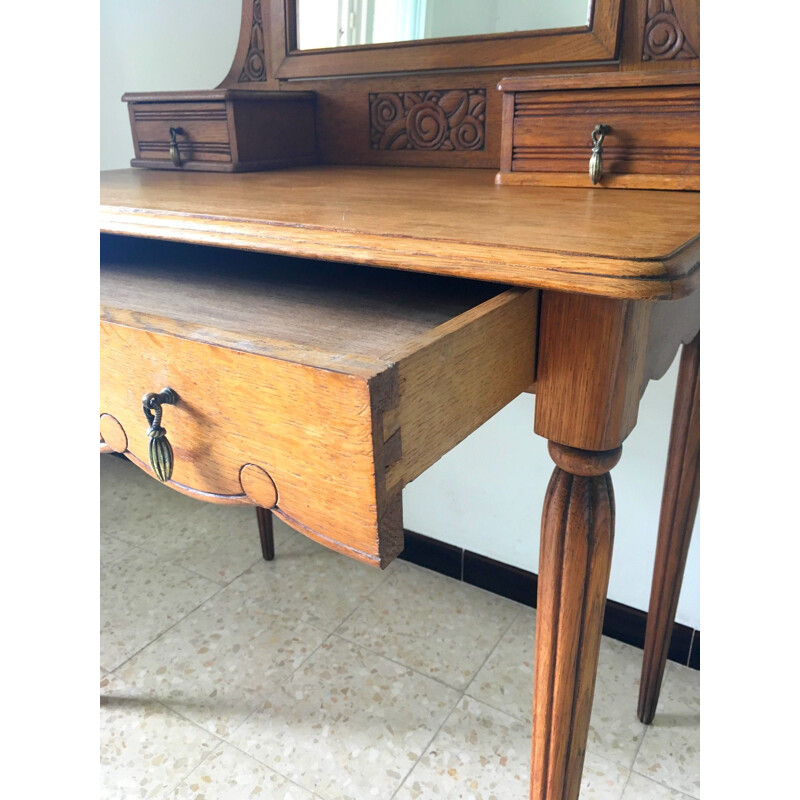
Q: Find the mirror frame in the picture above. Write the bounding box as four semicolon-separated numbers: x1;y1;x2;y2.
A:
269;0;623;80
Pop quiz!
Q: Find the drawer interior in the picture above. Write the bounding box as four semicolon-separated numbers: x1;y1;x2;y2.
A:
100;234;537;566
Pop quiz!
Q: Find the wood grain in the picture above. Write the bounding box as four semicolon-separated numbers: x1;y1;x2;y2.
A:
124;90;316;173
239;463;278;508
531;445;618;800
643;289;700;390
99;413;127;453
497;76;698;190
206;1;697;170
638;334;699;724
100;239;536;566
99;235;497;371
100;167;699;301
534;292;653;451
387;288;538;490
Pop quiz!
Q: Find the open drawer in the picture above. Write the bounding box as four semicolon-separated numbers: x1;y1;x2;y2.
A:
100;235;538;567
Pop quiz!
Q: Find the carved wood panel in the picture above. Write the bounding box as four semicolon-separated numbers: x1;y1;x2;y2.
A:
369;90;486;151
642;0;699;61
239;0;267;81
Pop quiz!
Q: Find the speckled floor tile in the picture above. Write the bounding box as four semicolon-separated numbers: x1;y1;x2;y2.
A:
137;502;293;585
586;638;650;769
467;611;647;769
115;587;329;738
578;752;632;800
228;636;460;800
225;531;396;632
100;671;219;800
101;455;208;546
465;607;536;718
101;548;220;671
395;696;630;800
172;742;320;800
633;662;700;798
101;532;141;567
622;773;696;800
336;564;521;690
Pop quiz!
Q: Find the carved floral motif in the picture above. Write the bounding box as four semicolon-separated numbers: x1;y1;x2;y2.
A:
239;0;266;82
643;0;698;61
369;90;486;151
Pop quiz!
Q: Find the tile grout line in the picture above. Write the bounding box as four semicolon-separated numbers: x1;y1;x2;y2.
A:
389;690;466;800
212;735;328;800
461;601;528;699
217;565;522;797
101;680;230;797
209;562;404;763
686;628;696;667
328;631;472;694
104;580;228;675
388;603;525;799
330;571;528;695
617;768;633;798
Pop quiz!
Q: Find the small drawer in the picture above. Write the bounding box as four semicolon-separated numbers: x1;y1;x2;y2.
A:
496;72;699;191
124;89;317;173
100;236;537;568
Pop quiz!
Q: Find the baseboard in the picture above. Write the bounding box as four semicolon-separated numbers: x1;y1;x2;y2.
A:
399;528;700;670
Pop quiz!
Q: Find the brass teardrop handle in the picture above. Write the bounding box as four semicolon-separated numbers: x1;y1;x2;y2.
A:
169;127;185;167
589;124;611;185
142;388;178;482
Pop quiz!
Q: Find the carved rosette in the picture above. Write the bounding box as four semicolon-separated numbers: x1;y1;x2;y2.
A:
369;90;486;151
239;0;266;82
643;0;698;61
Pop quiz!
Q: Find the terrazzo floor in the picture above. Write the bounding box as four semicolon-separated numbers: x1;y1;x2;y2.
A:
100;455;700;800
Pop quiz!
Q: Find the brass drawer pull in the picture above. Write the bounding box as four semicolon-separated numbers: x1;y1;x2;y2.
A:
589;124;611;185
169;127;185;167
142;388;178;481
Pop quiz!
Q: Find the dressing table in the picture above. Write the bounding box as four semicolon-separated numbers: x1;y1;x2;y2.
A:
100;2;700;798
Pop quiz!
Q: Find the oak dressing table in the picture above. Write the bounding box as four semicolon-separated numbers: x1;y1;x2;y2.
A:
101;3;700;798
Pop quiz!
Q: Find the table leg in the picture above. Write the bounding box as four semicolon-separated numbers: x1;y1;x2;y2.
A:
530;442;621;800
256;506;275;561
638;333;700;724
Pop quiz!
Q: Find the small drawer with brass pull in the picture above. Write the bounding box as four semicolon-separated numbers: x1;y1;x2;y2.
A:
124;89;317;173
496;72;699;191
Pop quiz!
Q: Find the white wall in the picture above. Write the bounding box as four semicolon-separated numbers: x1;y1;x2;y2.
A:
100;0;241;171
100;0;700;630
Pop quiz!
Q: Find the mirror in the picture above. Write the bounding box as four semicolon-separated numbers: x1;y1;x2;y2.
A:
297;0;591;50
271;0;622;80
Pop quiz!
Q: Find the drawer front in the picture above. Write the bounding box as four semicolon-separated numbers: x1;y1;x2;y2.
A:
100;233;538;569
101;321;396;563
100;285;537;569
499;84;699;190
130;102;232;165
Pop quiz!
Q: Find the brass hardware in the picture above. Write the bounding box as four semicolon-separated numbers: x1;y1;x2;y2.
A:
169;127;185;167
142;388;178;482
589;124;611;185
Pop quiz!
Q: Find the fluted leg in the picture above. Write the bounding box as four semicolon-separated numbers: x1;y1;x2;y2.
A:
638;334;700;724
530;442;620;800
256;506;275;561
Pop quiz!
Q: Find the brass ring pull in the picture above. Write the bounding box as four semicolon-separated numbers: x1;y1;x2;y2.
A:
169;127;184;168
589;124;611;185
142;388;178;481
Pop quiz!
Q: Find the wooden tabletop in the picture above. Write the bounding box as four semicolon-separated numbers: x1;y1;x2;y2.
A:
100;166;699;300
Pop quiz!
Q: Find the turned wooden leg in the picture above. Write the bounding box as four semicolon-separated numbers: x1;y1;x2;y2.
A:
256;506;275;561
531;442;620;800
638;334;700;724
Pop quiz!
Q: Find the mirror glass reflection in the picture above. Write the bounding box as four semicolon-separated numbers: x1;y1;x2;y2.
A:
296;0;591;50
